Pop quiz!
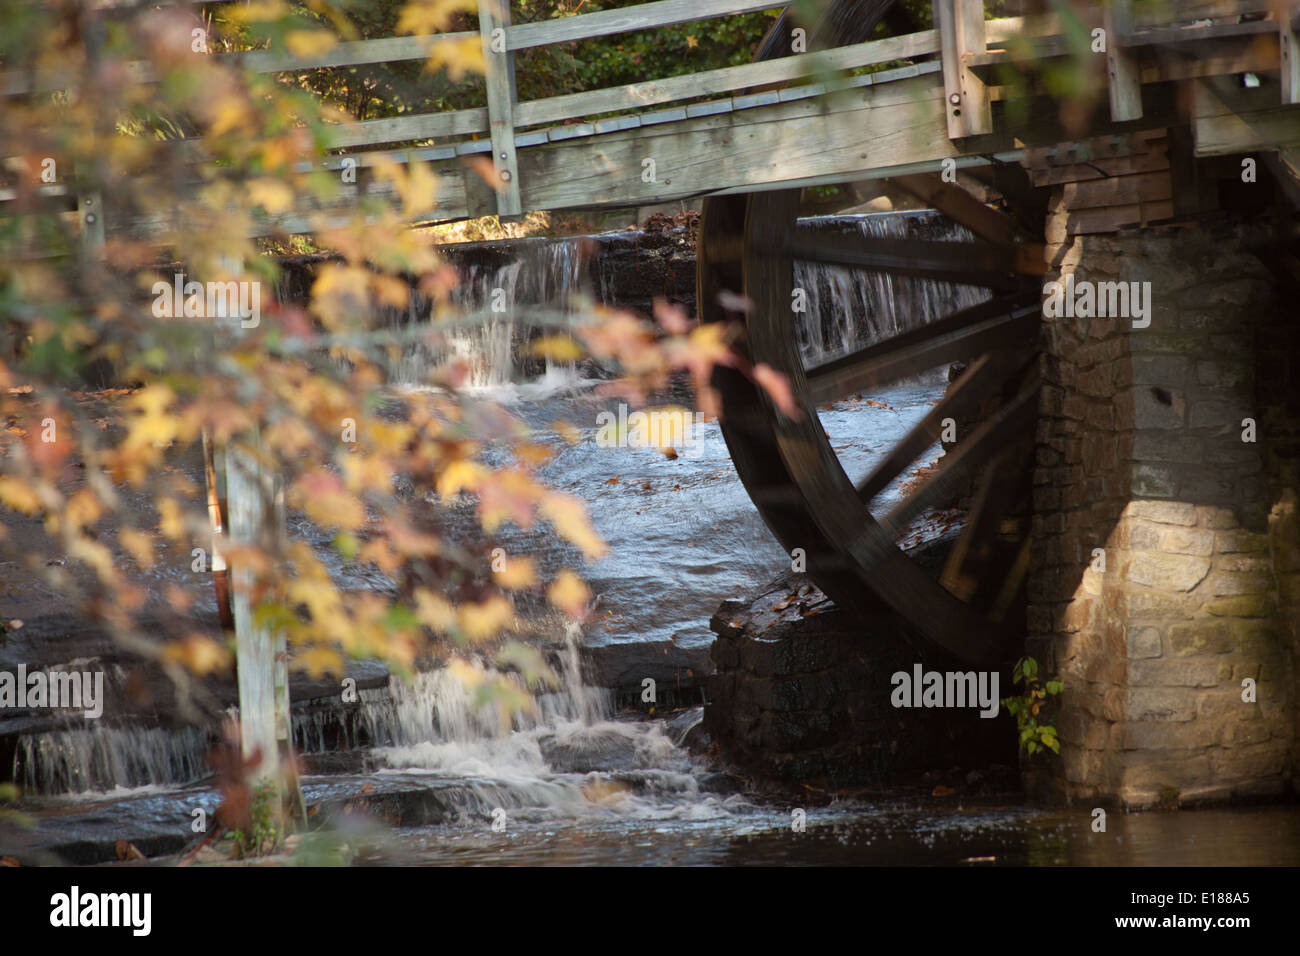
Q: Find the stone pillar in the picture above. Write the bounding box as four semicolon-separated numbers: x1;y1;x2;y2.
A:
1029;192;1297;807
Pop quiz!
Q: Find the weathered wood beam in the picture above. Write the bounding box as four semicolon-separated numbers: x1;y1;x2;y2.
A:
935;0;991;138
513;30;941;129
480;0;522;217
1193;75;1300;154
890;171;1032;245
786;229;1043;289
1281;1;1300;105
882;374;1039;538
804;301;1038;405
857;348;998;502
1106;0;1144;121
505;0;778;50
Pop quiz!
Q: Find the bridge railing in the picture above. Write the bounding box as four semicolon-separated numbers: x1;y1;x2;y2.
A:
2;0;1296;225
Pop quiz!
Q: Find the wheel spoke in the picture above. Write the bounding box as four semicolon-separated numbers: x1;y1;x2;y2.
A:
881;371;1040;538
805;300;1038;404
786;228;1044;288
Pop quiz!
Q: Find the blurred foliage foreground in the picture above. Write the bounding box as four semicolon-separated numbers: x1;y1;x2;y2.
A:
0;0;799;832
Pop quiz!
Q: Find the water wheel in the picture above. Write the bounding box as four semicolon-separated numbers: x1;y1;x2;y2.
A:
698;3;1047;667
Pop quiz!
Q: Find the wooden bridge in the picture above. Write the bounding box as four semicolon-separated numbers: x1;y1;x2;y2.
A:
184;0;1300;232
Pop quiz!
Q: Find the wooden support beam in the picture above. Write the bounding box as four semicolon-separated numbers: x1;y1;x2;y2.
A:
786;229;1043;289
804;301;1039;405
1106;0;1144;121
854;349;1033;503
479;0;522;218
891;172;1025;245
935;0;991;138
1193;75;1300;154
1280;1;1300;105
882;374;1039;538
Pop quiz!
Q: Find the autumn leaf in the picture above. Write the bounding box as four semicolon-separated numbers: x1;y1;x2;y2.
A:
751;363;803;421
492;554;536;590
547;569;590;619
162;634;232;676
457;596;516;642
289;471;366;531
540;492;606;560
285;30;338;58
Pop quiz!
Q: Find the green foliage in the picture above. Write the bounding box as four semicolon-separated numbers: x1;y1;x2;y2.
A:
1001;656;1064;759
228;782;285;858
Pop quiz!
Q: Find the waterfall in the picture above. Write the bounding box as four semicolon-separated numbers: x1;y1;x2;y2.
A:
14;725;212;795
793;210;991;369
385;237;586;389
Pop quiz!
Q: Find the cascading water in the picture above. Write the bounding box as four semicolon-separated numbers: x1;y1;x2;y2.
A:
8;211;975;804
15;725;212;795
793;211;990;367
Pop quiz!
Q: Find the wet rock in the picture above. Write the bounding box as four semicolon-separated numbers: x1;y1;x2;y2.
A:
579;640;712;711
704;567;1018;789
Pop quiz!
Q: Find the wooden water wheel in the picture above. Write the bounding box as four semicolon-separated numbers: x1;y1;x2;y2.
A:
698;2;1048;667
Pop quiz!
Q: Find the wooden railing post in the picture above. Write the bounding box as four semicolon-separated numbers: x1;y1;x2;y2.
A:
479;0;523;218
935;0;991;138
1280;1;1300;105
1105;0;1143;121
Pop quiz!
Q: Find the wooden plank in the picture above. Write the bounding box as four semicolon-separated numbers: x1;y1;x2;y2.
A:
891;172;1026;244
786;230;1040;289
1106;0;1144;122
855;350;1032;503
882;374;1039;538
1193;76;1300;153
1060;170;1173;209
519;73;995;212
323;108;487;149
805;304;1039;405
506;0;778;50
1133;0;1275;27
1281;1;1300;105
236;32;476;73
480;0;522;217
1061;200;1175;234
513;30;941;129
936;0;992;138
1028;149;1171;186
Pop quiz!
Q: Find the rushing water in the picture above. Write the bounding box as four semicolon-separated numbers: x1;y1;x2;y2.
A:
8;213;1295;865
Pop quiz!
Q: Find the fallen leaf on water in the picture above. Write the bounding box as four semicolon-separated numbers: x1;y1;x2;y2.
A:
931;785;957;797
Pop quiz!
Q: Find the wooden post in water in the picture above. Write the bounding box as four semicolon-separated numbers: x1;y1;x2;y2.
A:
217;258;292;798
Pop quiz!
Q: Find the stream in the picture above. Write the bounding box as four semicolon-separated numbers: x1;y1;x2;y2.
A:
5;212;1298;866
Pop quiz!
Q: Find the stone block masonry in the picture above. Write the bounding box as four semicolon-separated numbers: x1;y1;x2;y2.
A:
705;575;1014;788
1028;177;1298;808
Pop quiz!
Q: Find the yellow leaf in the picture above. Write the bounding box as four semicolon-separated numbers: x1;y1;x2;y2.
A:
0;477;41;515
437;459;484;499
540;492;606;560
247;177;295;215
457;596;516;642
413;589;455;632
285;30;338;58
425;35;485;80
293;646;346;679
492;554;536;590
529;335;585;362
119;528;155;568
162;634;232;676
547;569;590;619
